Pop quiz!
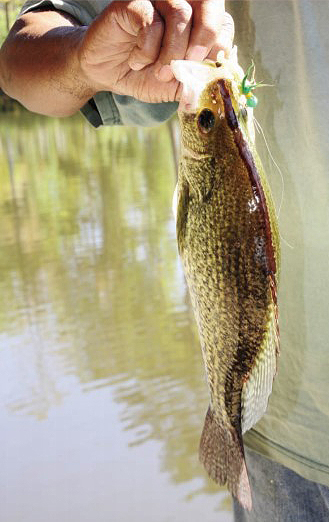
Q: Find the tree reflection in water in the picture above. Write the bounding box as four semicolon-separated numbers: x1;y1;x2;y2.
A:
0;112;232;516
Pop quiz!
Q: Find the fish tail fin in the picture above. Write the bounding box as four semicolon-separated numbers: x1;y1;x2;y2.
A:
199;406;252;511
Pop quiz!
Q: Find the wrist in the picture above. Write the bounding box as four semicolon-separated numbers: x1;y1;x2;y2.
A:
76;25;118;96
59;25;100;104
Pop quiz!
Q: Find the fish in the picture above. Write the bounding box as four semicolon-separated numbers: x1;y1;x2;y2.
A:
170;47;280;510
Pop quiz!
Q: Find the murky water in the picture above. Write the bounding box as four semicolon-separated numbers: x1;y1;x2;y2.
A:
0;112;233;522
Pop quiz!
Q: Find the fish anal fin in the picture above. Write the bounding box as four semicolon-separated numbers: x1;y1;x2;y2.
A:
241;293;280;434
199;406;252;511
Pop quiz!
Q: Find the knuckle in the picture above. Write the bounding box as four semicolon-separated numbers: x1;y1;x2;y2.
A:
222;13;235;34
171;3;193;24
180;3;193;22
200;25;218;42
126;0;156;26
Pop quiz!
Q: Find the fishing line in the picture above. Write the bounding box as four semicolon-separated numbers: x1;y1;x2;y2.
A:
253;117;284;216
253;117;294;250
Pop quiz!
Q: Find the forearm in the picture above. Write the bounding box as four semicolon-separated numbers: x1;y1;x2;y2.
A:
0;10;94;117
0;1;234;118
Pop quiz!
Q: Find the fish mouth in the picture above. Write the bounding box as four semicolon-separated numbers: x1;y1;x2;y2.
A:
171;60;220;113
170;54;238;113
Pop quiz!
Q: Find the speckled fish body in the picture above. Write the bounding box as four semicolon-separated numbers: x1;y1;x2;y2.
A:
171;49;280;510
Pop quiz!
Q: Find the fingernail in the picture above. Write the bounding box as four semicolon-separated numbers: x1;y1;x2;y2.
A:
217;38;233;58
185;45;208;62
130;62;147;71
156;65;174;82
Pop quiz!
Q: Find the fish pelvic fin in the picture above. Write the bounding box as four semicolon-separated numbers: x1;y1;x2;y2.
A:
241;277;280;434
199;406;252;511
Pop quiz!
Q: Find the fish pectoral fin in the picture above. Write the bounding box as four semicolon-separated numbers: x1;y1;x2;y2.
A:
241;287;280;434
199;407;252;510
175;180;189;253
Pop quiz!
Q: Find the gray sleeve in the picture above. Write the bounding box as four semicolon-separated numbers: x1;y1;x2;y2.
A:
20;0;101;25
20;0;178;127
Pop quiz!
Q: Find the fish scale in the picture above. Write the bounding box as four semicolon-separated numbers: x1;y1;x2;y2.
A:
171;49;280;510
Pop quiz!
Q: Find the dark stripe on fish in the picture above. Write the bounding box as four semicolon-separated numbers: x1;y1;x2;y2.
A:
218;80;277;291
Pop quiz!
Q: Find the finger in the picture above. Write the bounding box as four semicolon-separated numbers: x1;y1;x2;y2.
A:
185;0;225;61
111;0;163;71
128;14;164;70
206;11;235;60
154;0;193;81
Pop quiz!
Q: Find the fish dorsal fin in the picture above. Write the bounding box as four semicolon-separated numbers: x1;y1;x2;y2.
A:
241;289;279;434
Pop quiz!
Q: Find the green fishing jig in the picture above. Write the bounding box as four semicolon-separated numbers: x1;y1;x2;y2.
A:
246;95;258;108
241;61;261;108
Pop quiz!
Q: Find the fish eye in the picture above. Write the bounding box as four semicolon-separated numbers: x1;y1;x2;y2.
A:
197;109;216;134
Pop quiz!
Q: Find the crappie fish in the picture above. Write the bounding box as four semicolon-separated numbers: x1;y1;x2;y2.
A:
171;48;280;510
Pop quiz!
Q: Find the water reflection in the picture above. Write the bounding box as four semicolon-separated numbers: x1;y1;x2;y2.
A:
0;112;232;521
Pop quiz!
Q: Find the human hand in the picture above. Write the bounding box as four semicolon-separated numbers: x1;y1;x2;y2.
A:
78;0;234;103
